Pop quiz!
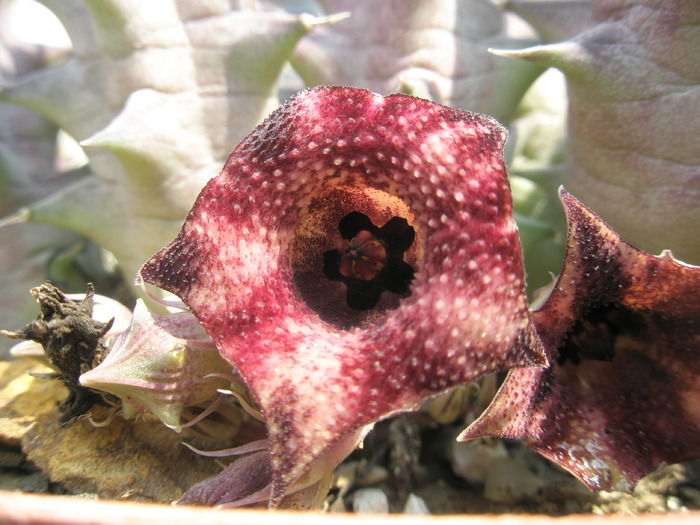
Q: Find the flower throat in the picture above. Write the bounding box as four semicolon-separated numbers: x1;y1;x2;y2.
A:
323;211;416;310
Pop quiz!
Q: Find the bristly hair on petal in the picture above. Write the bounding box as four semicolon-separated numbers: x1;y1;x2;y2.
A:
461;187;700;493
140;86;546;506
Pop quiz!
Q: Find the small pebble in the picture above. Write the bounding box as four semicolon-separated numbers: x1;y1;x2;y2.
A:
483;457;544;503
352;488;389;514
666;496;685;512
357;464;390;486
19;471;50;494
403;493;430;515
450;437;509;484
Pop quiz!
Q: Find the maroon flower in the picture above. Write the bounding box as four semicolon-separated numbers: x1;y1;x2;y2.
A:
140;86;545;505
461;188;700;492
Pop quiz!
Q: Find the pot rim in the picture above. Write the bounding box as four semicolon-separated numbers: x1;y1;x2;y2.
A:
1;491;699;525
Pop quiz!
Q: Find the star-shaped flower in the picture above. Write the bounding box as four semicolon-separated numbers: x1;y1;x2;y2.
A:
461;188;700;492
140;86;546;506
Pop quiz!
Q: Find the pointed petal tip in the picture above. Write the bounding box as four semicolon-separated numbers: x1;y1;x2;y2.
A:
455;426;479;443
267;425;372;508
454;390;519;443
455;415;524;444
300;11;350;30
0;208;30;228
77;367;107;390
79;135;109;152
558;186;598;224
657;249;699;268
558;189;700;268
489;42;588;76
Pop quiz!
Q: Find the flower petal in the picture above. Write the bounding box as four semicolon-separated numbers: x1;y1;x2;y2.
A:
176;451;273;508
140;86;545;505
177;425;368;509
461;188;700;492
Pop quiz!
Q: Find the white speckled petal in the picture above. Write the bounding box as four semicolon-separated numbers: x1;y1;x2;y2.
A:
461;189;700;492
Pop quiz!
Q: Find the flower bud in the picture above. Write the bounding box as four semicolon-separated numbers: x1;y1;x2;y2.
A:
80;299;232;428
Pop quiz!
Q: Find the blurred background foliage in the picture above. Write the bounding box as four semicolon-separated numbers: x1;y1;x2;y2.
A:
2;0;696;357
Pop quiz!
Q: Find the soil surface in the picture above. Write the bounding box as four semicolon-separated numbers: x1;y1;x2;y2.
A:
5;413;697;516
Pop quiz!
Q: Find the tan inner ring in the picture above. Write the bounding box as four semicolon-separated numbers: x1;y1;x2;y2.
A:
289;184;423;329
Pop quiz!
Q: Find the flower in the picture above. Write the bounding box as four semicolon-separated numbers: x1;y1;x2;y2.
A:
460;188;700;492
140;86;545;506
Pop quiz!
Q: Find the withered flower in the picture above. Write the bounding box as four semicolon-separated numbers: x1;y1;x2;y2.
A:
140;86;545;506
461;188;700;492
1;283;116;425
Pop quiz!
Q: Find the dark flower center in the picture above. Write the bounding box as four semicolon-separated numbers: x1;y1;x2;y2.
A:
338;230;387;281
557;304;645;366
323;212;416;311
